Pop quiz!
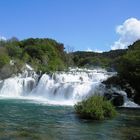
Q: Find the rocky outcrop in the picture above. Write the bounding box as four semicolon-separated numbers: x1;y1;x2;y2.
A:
104;91;124;107
102;76;140;105
0;63;33;80
111;94;124;106
0;64;16;80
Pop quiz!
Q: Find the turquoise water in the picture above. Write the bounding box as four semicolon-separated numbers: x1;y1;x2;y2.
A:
0;99;140;140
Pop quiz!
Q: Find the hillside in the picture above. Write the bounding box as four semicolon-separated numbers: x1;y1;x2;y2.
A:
0;38;71;79
72;49;127;69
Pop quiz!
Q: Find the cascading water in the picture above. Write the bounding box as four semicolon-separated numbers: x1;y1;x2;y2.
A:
108;87;140;108
0;64;38;97
0;65;139;107
0;66;114;105
29;68;114;105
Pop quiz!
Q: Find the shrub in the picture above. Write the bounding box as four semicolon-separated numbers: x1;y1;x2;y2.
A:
6;44;23;58
74;96;117;120
0;54;10;69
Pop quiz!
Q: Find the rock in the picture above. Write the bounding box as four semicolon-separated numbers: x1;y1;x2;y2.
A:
103;75;139;105
0;63;27;80
102;76;122;87
104;91;124;107
112;95;124;106
134;93;140;105
104;93;112;100
124;87;135;98
0;64;16;80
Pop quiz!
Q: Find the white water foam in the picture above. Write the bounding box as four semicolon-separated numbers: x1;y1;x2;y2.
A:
0;67;114;105
0;66;139;107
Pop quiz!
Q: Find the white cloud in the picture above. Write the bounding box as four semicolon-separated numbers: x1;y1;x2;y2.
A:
93;49;103;53
86;48;103;53
0;36;6;41
86;48;93;52
111;18;140;50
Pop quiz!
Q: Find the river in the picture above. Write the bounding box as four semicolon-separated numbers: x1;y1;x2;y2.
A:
0;98;140;140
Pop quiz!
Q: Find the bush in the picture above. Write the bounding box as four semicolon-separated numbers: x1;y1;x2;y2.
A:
6;44;23;58
0;54;10;69
74;96;117;120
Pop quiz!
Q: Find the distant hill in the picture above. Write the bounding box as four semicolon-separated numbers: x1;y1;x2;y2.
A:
72;49;127;69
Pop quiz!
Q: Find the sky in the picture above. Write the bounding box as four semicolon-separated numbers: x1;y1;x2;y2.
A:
0;0;140;52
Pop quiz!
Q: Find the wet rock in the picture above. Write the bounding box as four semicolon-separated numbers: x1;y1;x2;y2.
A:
102;76;123;88
112;95;124;106
134;93;140;105
104;93;112;100
102;75;138;105
104;92;124;107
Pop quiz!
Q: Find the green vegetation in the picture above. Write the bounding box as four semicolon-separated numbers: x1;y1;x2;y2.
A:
102;40;140;105
116;41;140;90
0;38;71;73
72;49;127;69
75;96;117;120
0;37;129;74
0;54;10;69
115;40;140;104
0;37;139;105
0;47;10;69
73;40;140;105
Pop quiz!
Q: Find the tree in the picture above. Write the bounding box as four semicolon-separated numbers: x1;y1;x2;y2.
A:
0;54;10;69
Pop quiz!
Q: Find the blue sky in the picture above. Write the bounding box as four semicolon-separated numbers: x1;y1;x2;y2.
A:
0;0;140;51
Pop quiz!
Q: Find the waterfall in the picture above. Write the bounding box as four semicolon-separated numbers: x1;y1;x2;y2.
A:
0;66;139;107
30;68;112;105
0;64;38;97
0;67;113;105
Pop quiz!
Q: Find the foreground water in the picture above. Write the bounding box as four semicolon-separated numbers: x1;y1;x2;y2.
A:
0;99;140;140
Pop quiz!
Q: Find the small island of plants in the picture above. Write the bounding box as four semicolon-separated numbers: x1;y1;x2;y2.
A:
74;95;117;120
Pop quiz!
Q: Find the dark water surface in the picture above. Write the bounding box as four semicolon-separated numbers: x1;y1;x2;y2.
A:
0;99;140;140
